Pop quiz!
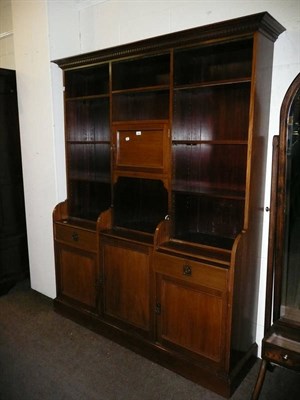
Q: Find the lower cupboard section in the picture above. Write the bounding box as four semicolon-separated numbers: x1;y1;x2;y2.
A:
154;250;228;365
54;236;257;398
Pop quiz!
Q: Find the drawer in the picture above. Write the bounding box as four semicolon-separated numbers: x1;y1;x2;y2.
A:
154;252;227;291
263;335;300;370
264;344;300;370
55;223;96;252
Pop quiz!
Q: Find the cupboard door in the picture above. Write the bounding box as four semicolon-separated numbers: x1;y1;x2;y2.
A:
115;126;165;171
112;121;170;177
157;276;225;363
55;244;98;313
156;262;227;365
102;239;153;336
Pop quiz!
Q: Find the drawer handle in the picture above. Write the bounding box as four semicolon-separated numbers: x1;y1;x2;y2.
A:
72;232;79;242
183;264;192;276
282;354;289;361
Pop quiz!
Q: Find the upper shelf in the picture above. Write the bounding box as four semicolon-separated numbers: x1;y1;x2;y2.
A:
64;64;109;98
173;39;253;86
112;53;170;91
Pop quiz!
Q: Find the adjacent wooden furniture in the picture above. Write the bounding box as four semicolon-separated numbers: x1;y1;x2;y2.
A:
0;68;29;295
52;13;285;397
251;74;300;399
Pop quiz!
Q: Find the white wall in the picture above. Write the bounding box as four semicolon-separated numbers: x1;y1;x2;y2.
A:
0;0;14;68
9;0;300;353
11;0;58;298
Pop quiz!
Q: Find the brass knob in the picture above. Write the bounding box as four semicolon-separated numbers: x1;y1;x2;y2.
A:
183;264;192;276
72;232;79;241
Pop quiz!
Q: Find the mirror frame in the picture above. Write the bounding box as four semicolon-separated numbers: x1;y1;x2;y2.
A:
273;73;300;328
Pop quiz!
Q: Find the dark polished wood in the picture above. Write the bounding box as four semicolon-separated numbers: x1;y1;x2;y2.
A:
100;236;154;338
155;251;228;364
252;74;300;399
53;205;99;314
53;13;285;398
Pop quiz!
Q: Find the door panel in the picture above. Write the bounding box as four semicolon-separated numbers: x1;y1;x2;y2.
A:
57;245;97;311
158;275;225;363
102;240;152;333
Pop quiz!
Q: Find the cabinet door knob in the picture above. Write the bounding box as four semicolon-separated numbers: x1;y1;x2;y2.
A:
155;303;161;314
72;232;79;241
183;264;192;276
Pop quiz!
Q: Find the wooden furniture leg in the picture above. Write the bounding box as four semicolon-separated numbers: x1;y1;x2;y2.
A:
251;359;268;400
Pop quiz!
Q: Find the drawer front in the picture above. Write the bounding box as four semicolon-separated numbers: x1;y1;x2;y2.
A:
263;343;300;370
154;252;227;291
55;224;96;252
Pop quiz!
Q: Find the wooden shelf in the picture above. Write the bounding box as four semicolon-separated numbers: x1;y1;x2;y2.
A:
112;52;170;92
112;85;169;95
174;77;251;91
69;173;111;183
158;238;232;264
64;64;109;98
67;142;110;146
56;218;97;231
65;93;109;101
172;180;245;199
101;227;154;246
172;140;248;145
112;90;169;121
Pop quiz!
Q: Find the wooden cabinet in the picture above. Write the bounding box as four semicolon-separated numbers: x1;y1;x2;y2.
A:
52;13;285;397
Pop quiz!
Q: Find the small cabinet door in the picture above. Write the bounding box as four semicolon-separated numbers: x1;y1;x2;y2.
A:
101;237;153;338
55;244;98;314
154;252;228;366
112;121;170;177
